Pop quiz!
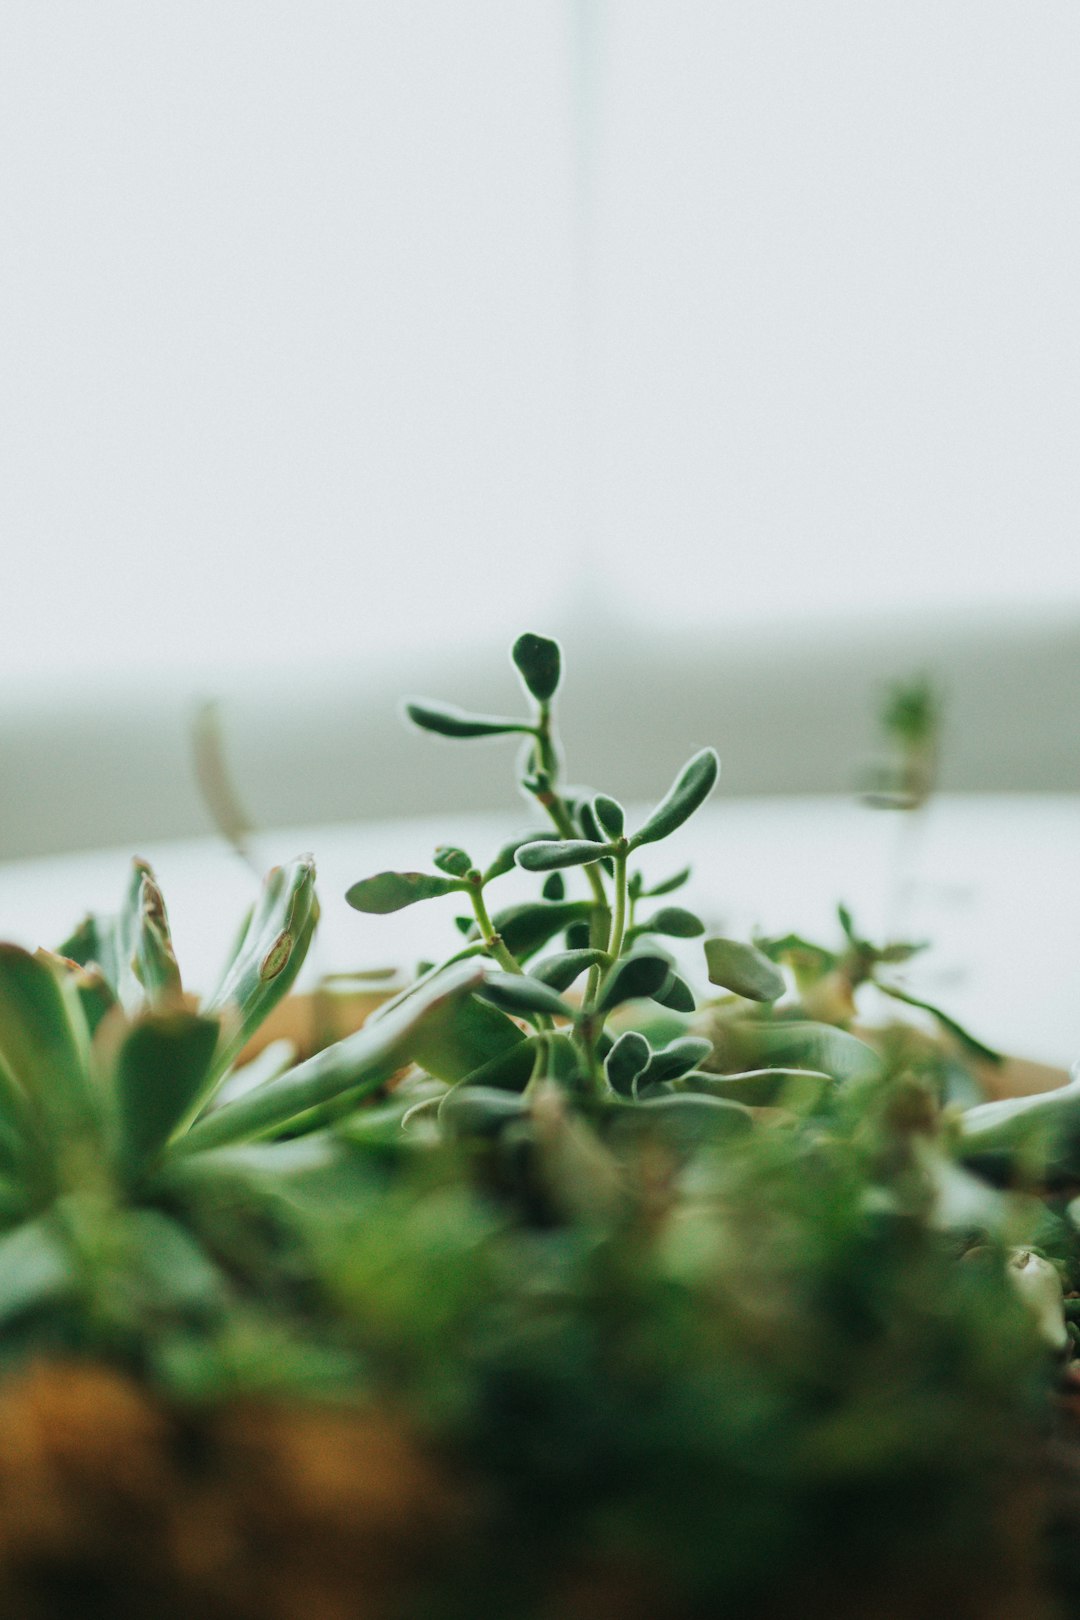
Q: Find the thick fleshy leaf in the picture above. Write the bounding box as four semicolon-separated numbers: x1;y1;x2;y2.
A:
491;900;594;961
484;832;546;883
745;1021;883;1085
592;795;625;838
516;840;611;873
202;856;318;1077
433;846;473;878
346;870;463;914
604;1030;652;1097
531;949;605;993
60;860;182;1014
629;749;720;850
959;1077;1080;1176
705;937;786;1003
114;1010;222;1174
542;872;566;901
0;1219;74;1327
455;1038;539;1092
130;865;183;1007
511;632;562;704
439;1084;527;1137
625;1093;754;1146
631;906;704;942
654;971;697;1013
477;972;572;1021
683;1068;832;1112
404;699;532;739
876;982;1002;1064
398;986;526;1084
596;951;673;1014
641;866;692;898
638;1036;714;1089
0;945;96;1142
177;960;489;1153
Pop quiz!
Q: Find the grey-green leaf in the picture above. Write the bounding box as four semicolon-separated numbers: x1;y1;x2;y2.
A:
405;699;532;739
531;949;605;993
176;960;488;1153
477;972;572;1021
704;937;786;1002
114;1010;222;1174
593;795;625;838
635;906;704;940
490;900;594;961
597;951;673;1014
629;749;720;850
876;982;1003;1065
605;1030;652;1097
433;845;473;878
345;870;463;914
516;840;611;873
202;855;318;1081
638;1036;714;1089
654;971;697;1013
511;632;562;704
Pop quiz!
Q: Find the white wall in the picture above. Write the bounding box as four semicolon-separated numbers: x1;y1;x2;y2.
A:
1;3;1078;853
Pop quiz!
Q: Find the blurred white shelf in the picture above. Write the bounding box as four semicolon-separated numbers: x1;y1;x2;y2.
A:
1;795;1076;1069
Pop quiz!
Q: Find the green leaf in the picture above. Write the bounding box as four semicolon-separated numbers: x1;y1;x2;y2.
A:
531;949;605;993
683;1068;832;1112
641;866;692;898
629;748;720;850
654;971;696;1013
628;1093;754;1146
491;900;594;961
0;945;96;1142
61;860;182;1014
0;1219;74;1327
605;1031;652;1097
745;1021;883;1085
477;973;572;1021
592;795;625;838
177;960;489;1152
433;845;473;878
404;699;532;739
837;902;859;944
597;951;673;1014
202;855;318;1079
959;1077;1080;1176
484;832;545;883
455;1039;539;1092
542;872;566;902
516;839;611;873
345;869;463;914
128;863;183;1008
704;937;786;1003
875;982;1003;1064
632;906;704;941
511;632;562;704
114;1010;222;1175
454;915;475;937
638;1036;713;1088
439;1085;527;1137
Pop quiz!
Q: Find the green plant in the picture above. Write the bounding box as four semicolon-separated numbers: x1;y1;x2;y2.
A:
0;853;486;1370
0;631;1077;1618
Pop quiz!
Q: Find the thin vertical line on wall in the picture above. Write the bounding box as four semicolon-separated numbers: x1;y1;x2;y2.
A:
564;0;610;623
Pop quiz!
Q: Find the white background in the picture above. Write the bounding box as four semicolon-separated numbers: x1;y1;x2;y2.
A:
2;2;1079;694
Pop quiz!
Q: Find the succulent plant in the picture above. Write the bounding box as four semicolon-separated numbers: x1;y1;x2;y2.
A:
0;851;485;1365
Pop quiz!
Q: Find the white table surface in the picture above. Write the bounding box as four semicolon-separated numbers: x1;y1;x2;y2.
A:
1;796;1077;1069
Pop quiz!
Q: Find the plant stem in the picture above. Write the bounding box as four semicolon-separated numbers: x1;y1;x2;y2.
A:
607;843;629;961
469;879;553;1033
469;882;525;977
